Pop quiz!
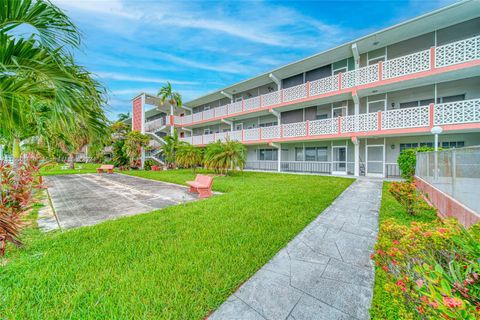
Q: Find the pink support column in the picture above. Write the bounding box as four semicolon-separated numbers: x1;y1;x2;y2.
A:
430;47;436;70
306;81;310;98
338;73;343;90
132;96;143;132
337;117;342;135
259;127;263;141
378;61;383;81
306;120;310;136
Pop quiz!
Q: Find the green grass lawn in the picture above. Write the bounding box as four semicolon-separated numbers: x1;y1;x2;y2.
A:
0;170;353;319
39;162;101;176
370;182;438;320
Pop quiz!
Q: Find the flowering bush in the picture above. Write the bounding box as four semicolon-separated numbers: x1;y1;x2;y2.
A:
388;181;435;215
0;160;40;256
372;219;480;319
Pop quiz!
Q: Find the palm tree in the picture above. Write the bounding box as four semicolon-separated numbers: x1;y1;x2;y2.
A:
204;139;246;175
123;131;150;168
161;129;185;169
158;82;183;108
176;144;203;171
0;0;107;166
117;112;131;122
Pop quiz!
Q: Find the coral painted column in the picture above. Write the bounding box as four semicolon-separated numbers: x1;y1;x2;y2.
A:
132;96;144;132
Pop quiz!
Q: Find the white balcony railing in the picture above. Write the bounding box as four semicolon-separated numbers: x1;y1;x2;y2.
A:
435;35;480;68
144;117;166;132
434;99;480;125
180;99;480;146
171;35;479;127
383;49;430;80
381;105;430;130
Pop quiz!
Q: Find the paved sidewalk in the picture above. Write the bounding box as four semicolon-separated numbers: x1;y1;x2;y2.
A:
210;179;382;320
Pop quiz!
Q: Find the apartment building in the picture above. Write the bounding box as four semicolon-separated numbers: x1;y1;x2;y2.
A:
129;0;480;178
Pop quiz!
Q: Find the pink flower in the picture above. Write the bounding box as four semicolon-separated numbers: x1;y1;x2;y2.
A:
393;240;400;245
438;228;447;234
443;297;463;308
429;301;439;308
416;279;424;288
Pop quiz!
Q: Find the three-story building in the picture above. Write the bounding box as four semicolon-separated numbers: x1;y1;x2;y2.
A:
129;0;480;178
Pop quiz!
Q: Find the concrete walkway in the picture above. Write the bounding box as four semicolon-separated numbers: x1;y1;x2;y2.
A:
210;179;382;320
43;173;197;229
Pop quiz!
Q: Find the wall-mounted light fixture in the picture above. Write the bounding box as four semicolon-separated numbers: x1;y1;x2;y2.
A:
391;144;395;150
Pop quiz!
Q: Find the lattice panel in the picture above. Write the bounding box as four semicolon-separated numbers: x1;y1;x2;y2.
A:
243;128;260;141
309;74;339;96
145;118;165;132
203;109;214;120
261;126;280;139
192;113;203;122
341;70;356;88
435;36;480;68
244;96;261;111
228;101;243;114
434;99;480;125
383;50;430;79
230;131;242;142
283;83;307;102
381;106;430;129
309;119;337;135
192;136;203;145
203;134;215;144
340;113;378;133
215;105;227;117
262;91;281;107
282;122;307;137
181;114;192;125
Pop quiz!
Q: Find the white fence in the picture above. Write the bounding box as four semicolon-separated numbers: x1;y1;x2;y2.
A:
416;146;480;214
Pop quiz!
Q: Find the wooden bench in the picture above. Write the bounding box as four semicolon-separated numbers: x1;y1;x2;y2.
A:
97;164;114;174
186;174;213;198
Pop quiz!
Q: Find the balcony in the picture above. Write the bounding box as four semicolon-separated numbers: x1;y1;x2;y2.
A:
179;98;480;146
174;35;480;127
145;117;166;133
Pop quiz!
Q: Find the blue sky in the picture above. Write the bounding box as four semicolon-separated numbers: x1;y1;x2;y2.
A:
52;0;456;120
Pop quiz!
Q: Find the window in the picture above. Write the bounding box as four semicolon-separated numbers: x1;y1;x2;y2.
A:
441;141;464;148
400;143;418;152
440;94;465;103
204;129;212;135
258;149;278;161
296;147;328;161
316;114;328;120
399;101;420;109
259;121;278;127
333;67;347;75
305;147;316;161
295;148;304;161
419;142;433;148
317;147;328;161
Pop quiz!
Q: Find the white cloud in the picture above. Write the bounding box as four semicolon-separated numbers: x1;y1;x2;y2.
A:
95;72;197;85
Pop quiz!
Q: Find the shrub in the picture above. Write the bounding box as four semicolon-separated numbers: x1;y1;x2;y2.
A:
397;147;435;180
388;181;435;215
176;144;203;171
144;159;157;171
0;160;38;256
204;139;246;175
372;219;480;319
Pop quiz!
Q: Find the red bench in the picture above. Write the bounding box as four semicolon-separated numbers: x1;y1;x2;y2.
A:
186;174;213;198
97;164;114;174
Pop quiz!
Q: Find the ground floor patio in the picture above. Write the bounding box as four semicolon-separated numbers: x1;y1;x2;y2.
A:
245;132;480;178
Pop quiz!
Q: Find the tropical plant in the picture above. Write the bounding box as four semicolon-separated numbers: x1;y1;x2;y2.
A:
176;144;203;171
388;181;435;215
123;131;150;168
0;159;39;256
372;219;480;319
0;0;107;166
204;139;246;175
397;147;436;180
161;128;184;168
157;82;182;108
117;112;131;122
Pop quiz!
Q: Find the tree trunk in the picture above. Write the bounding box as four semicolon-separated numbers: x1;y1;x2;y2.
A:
69;154;75;169
12;137;21;170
